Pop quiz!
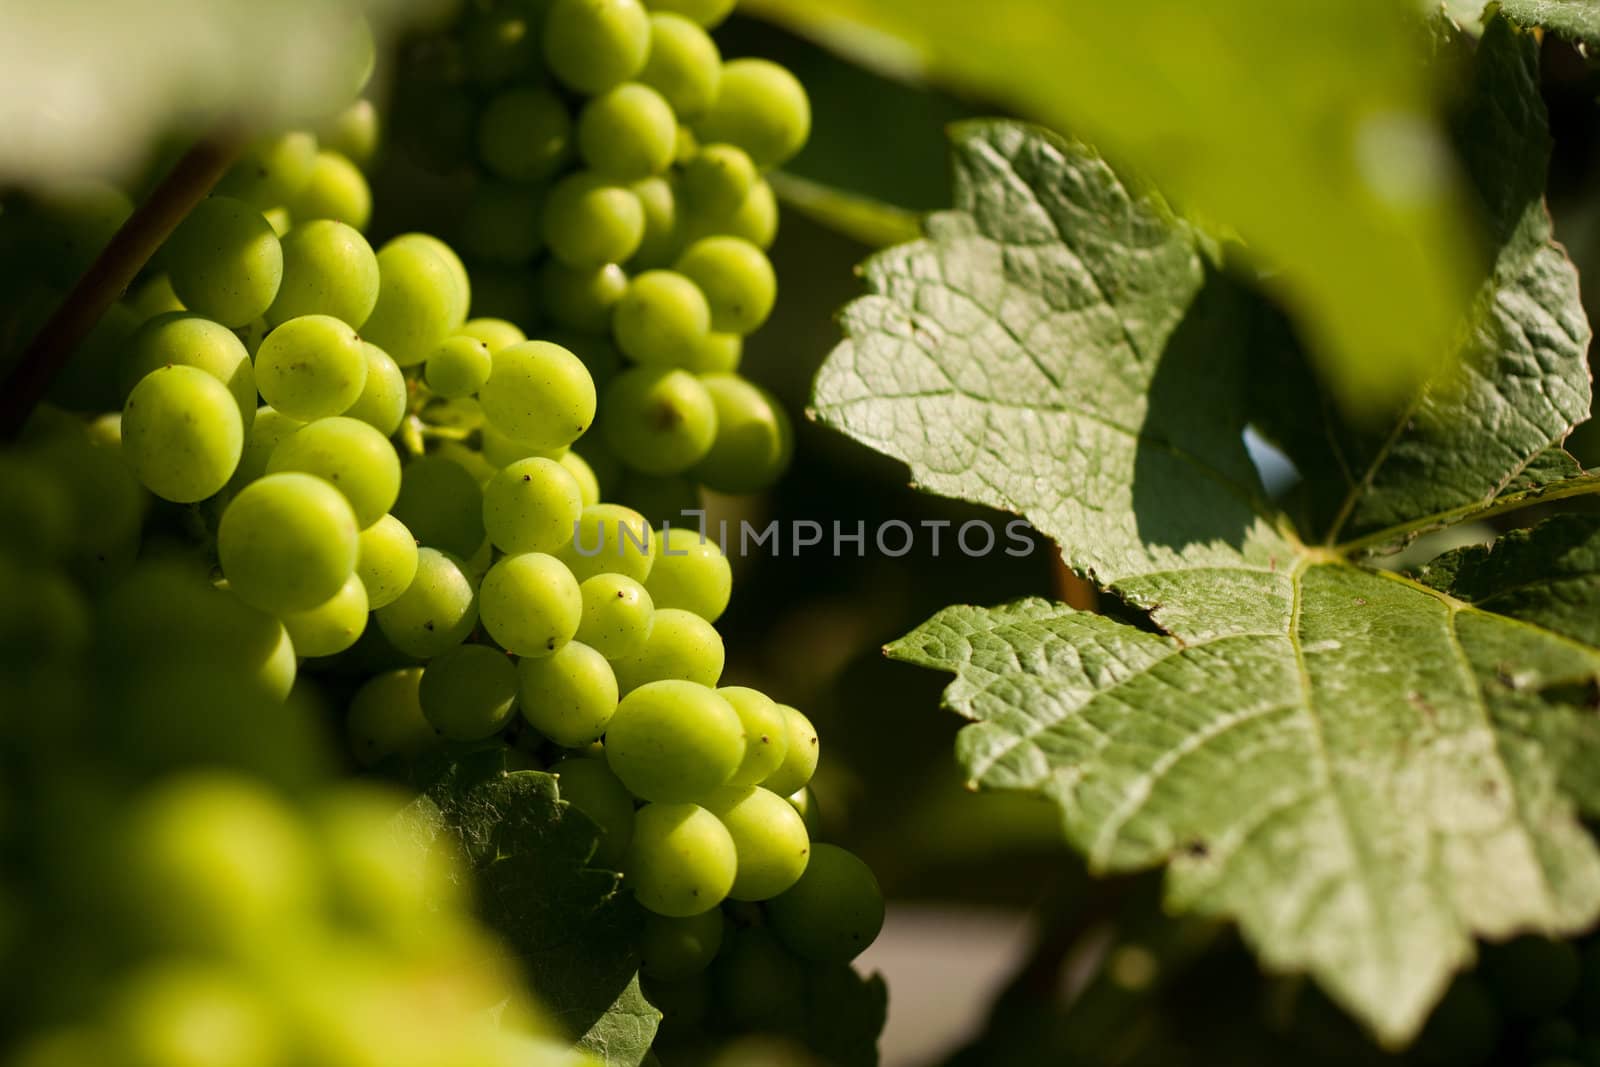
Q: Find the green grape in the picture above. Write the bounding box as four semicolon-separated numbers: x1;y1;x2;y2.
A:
363;237;467;366
316;98;380;164
214;131;318;210
119;772;315;951
463;0;546;85
613;470;700;526
280;572;369;657
341;341;408;436
483;456;585;554
682;144;756;218
266;219;380;328
440;441;501;489
462;316;527;353
577;572;654;658
219;472;360;613
286;150;372;230
228;408;298;491
762;704;818;797
610;606;723;693
540;259;629;334
267;415;400;528
674;331;736;375
357;513;420;610
128;273;186;321
459;180;546;265
579;83;677;180
682;174;777;249
562;450;603;507
106;960;283;1067
719;687;790;788
646;526;731;620
425;334;494;398
1483;935;1582;1019
628;174;682;270
544;0;651;94
674;236;775;336
707;786;810;900
393;232;473;324
255;314;368;420
543;171;645;268
642;0;735;29
611;270;710;366
518;640;619;746
557;502;654;582
420;643;520;740
375;547;479;658
121;365;244;503
478;86;573;181
478;339;597;448
639;909;724;980
600;367;718;474
119;311;256;426
693;373;793;493
787;786;820;835
711;927;808;1035
640;13;721;119
393;454;486;557
550;756;635;868
262;205;292;235
346;667;436;766
694;59;811;168
480;552;582;656
765;844;882;962
604;679;743;801
165;196;283;327
626;801;737;916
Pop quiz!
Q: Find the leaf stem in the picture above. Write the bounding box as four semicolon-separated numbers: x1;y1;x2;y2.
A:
0;131;246;439
1337;472;1600;555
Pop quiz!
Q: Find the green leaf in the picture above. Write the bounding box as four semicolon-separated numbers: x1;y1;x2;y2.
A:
1498;0;1600;42
751;0;1481;411
417;761;659;1067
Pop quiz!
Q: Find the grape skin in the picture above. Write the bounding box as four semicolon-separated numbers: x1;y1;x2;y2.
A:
121;364;244;503
164;196;284;328
577;572;655;658
674;236;776;336
266;220;380;328
346;668;435;768
639;909;724;980
420;644;520;741
765;844;884;962
279;573;369;657
625;801;737;916
356;513;420;610
119;312;256;429
544;0;653;95
425;334;494;398
578;82;678;181
639;14;721;119
479;552;583;657
479;340;598;449
718;686;789;788
374;547;479;658
762;704;819;797
692;372;793;493
340;342;408;436
611;271;712;367
518;640;619;746
218;473;360;615
706;785;810;901
604;679;744;802
483;456;585;555
646;526;732;621
254;314;368;421
609;607;725;693
266;416;401;529
557;503;656;584
600;367;718;475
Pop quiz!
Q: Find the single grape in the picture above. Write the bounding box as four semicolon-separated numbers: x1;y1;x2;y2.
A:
478;87;573;181
706;786;809;900
626;802;737;916
462;0;546;85
389;233;472;328
315;98;380;164
604;679;743;801
600;367;717;475
118;367;240;507
693;59;811;168
517;640;618;745
544;0;651;94
119;312;255;427
279;573;369;657
640;14;720;119
480;552;583;656
478;340;597;449
642;0;735;28
266;415;400;528
459;181;546;265
461;317;527;354
577;572;654;658
711;176;778;249
346;667;436;767
357;513;420;610
628;174;682;270
340;342;408;436
540;260;628;334
646;526;731;621
693;373;793;493
392;454;487;558
542;171;645;268
611;271;711;367
674;237;775;336
719;687;790;788
483;456;585;554
420;643;520;740
214;132;318;209
128;273;186;321
231;406;303;487
374;547;479;658
266;220;380;328
609;606;724;693
286;150;372;230
255;314;368;420
557;502;654;583
561;450;603;507
262;206;291;236
164;196;283;328
762;704;819;797
480;423;561;469
710;926;808;1035
579;83;677;181
363;237;468;366
639;909;724;980
765;844;883;962
218;472;360;614
425;334;494;398
550;756;635;868
682;144;756;218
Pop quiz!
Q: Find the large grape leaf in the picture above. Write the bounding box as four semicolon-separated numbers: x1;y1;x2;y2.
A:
811;17;1600;1046
1498;0;1600;43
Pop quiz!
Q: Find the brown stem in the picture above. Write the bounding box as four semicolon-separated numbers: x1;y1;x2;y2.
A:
0;132;247;439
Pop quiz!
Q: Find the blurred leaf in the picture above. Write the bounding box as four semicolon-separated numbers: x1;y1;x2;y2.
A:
1499;0;1600;42
750;0;1481;412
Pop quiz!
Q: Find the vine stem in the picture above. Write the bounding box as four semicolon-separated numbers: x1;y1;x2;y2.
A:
0;132;247;439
